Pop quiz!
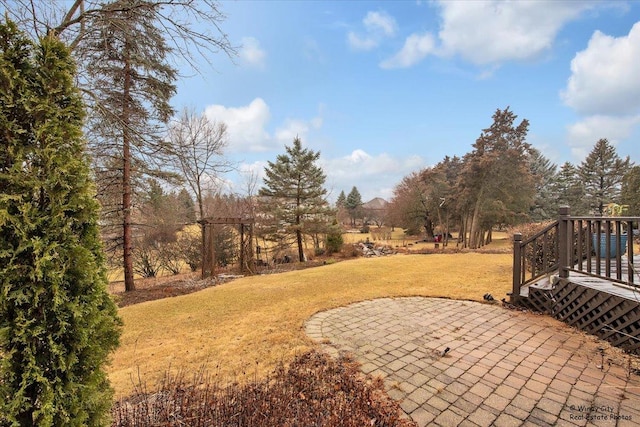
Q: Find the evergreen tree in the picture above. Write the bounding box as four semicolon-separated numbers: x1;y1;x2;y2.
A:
325;219;344;254
528;148;558;221
178;188;197;223
336;190;346;208
345;186;363;226
259;137;332;262
622;166;640;216
457;107;534;248
579;138;631;215
0;20;121;426
335;190;348;225
554;162;587;215
84;0;177;291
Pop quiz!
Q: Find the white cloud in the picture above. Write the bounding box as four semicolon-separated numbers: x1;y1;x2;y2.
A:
325;150;423;177
380;33;436;69
364;11;397;36
562;22;640;116
567;115;640;160
347;10;397;51
203;99;325;152
322;150;425;201
436;0;590;65
346;32;378;51
204;98;272;152
239;37;267;69
275;119;311;143
379;1;589;70
275;107;324;143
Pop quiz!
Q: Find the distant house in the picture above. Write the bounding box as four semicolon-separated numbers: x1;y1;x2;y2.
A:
362;197;388;227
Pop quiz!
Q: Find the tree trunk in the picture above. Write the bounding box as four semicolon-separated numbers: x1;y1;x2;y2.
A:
122;49;135;292
469;188;484;249
296;228;304;262
459;213;467;247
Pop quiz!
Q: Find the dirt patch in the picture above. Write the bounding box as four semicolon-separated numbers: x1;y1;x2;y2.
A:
108;259;343;307
109;273;220;307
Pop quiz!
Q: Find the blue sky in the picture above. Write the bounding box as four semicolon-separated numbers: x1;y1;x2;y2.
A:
172;1;640;202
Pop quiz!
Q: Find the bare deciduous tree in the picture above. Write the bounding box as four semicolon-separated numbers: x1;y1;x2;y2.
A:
168;108;232;221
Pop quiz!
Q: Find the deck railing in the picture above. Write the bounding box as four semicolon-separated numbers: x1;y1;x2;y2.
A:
512;221;559;303
512;206;640;303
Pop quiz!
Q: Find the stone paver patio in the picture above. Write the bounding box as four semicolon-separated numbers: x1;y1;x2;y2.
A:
305;297;640;427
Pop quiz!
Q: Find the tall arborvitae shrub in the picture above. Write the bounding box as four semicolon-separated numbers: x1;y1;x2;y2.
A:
0;20;121;426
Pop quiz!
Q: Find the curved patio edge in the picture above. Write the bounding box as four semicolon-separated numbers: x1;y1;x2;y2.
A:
305;297;640;427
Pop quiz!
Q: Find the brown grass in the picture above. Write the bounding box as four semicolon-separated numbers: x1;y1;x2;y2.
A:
109;252;512;398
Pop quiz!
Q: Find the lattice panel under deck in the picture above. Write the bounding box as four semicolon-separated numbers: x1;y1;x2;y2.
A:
550;281;640;354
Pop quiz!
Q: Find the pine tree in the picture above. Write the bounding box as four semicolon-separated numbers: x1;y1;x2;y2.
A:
457;107;534;248
84;0;177;291
178;188;197;223
345;186;363;226
335;190;348;225
259;137;332;262
528;148;559;221
622;166;640;216
325;219;344;254
554;162;587;214
0;20;121;426
579;139;631;215
336;190;346;208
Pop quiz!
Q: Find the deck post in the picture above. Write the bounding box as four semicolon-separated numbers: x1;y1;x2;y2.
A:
511;233;523;304
558;206;571;279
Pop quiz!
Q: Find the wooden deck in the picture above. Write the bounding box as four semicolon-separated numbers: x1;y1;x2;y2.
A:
521;255;640;300
512;209;640;354
518;256;640;354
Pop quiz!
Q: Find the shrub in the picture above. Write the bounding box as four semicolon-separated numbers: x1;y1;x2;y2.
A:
326;232;344;255
158;241;183;275
0;21;121;426
111;350;416;427
177;231;202;272
133;242;163;278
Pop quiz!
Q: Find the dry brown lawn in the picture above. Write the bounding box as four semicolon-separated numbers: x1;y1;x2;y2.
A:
109;252;512;398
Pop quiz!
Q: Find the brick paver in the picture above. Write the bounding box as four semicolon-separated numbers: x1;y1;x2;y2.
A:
305;297;640;427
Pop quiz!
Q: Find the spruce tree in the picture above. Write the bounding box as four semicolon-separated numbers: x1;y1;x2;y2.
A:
336;190;347;209
335;190;347;225
554;162;587;214
345;186;363;226
622;166;640;216
579;139;631;215
84;0;177;291
0;20;121;426
528;148;559;221
259;137;331;262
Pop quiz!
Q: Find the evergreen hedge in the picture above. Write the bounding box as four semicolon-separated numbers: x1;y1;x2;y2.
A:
0;20;121;426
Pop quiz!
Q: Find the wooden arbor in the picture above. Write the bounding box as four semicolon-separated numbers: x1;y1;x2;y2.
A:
199;217;255;279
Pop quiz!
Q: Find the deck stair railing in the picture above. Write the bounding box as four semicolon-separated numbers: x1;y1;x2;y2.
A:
512;221;559;303
512;206;640;303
